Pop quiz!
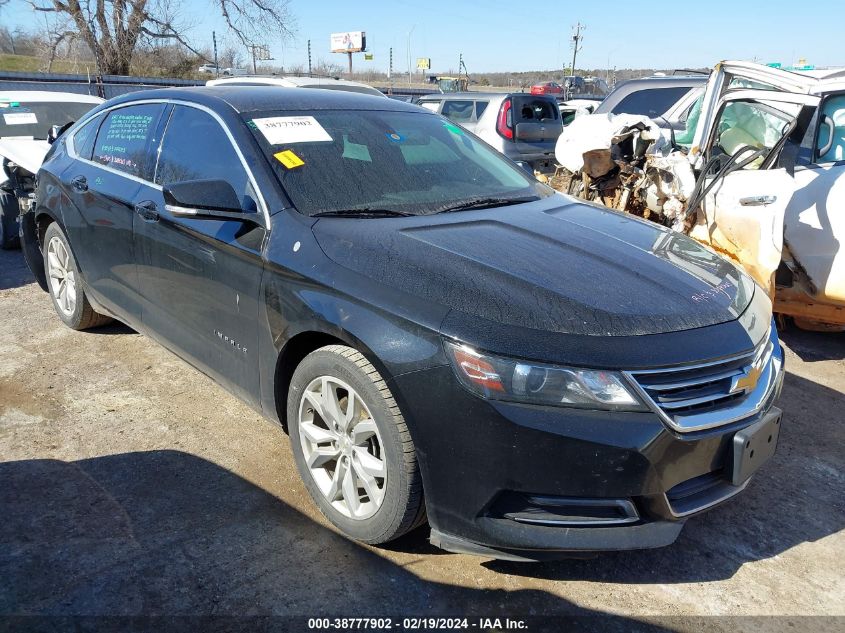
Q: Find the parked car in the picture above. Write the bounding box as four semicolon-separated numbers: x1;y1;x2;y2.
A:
221;67;249;77
558;61;845;330
21;86;784;560
197;63;220;74
207;75;386;98
593;74;707;126
0;91;103;249
558;98;599;126
416;92;563;171
530;81;563;96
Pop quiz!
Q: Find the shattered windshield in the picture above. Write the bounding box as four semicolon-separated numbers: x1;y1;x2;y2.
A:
0;100;98;140
244;109;550;216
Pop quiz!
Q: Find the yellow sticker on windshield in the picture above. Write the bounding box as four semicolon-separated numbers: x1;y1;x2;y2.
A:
274;149;305;169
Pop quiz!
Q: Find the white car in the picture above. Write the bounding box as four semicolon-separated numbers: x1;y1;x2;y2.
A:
557;61;845;330
197;63;220;74
0;91;103;249
206;75;386;98
685;62;845;330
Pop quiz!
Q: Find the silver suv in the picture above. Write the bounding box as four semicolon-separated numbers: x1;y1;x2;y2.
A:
417;92;562;171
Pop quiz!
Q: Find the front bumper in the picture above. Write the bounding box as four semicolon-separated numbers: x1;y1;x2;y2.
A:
389;343;785;561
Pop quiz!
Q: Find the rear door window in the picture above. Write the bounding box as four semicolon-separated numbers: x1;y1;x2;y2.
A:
611;87;691;117
440;100;475;122
72;114;103;160
93;104;164;178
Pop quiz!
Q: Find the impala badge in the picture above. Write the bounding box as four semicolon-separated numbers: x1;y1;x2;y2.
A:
214;329;247;354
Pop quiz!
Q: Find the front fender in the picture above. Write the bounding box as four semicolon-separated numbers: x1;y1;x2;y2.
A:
255;213;450;424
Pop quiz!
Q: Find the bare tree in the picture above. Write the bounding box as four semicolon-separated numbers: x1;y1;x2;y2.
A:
27;0;294;75
36;11;77;71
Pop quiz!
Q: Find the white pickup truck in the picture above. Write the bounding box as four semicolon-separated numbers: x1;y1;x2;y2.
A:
0;91;103;249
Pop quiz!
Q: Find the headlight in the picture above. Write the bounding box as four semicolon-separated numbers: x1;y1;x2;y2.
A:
444;340;646;411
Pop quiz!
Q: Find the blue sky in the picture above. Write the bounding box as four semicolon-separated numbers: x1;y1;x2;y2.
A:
3;0;842;73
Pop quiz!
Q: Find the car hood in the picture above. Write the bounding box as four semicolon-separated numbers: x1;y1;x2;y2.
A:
0;137;50;174
312;195;755;337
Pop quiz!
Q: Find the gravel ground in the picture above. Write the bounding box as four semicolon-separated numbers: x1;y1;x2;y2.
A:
1;246;843;630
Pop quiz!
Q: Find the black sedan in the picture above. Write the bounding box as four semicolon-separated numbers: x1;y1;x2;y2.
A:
20;87;784;560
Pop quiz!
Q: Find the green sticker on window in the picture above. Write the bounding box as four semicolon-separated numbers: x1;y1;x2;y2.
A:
443;122;464;136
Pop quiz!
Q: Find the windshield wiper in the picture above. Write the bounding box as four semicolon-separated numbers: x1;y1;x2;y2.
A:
312;208;414;218
434;196;539;214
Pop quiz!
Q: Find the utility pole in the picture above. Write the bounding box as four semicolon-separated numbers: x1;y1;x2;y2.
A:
407;25;415;89
570;22;584;77
307;39;312;77
213;31;219;78
389;47;394;95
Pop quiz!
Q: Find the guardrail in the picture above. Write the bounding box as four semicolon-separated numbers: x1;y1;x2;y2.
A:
0;70;437;99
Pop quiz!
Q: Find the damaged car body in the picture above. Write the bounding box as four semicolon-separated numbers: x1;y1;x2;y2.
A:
0;91;103;250
557;61;845;330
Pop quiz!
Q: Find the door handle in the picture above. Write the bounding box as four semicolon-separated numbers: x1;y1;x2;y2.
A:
739;195;777;207
71;175;88;192
134;200;159;222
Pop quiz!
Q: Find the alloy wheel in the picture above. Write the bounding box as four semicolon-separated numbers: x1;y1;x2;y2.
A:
298;376;387;520
46;236;76;316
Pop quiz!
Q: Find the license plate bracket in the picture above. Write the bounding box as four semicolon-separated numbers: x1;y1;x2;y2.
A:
732;408;782;486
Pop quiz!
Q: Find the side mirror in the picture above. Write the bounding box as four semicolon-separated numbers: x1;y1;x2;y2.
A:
47;122;72;144
163;179;253;221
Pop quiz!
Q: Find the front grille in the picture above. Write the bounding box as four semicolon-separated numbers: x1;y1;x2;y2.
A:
626;328;780;433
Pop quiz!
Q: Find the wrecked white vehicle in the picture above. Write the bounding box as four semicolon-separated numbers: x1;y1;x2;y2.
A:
556;61;845;331
1;92;103;249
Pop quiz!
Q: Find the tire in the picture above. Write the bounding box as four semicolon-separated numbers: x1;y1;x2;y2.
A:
0;189;21;250
287;345;426;544
42;222;112;330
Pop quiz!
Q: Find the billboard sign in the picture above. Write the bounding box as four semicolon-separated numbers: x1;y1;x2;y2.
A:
330;31;366;53
416;57;431;70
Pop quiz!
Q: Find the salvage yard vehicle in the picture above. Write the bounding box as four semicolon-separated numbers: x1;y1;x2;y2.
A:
207;75;387;98
21;86;784;560
0;91;103;249
558;61;845;330
592;74;706;127
531;81;564;96
417;92;563;172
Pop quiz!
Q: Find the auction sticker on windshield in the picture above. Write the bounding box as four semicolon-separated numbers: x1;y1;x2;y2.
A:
3;112;38;125
252;116;332;145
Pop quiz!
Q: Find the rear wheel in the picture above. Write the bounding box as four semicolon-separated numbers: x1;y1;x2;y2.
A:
43;222;112;330
0;189;21;250
287;345;425;544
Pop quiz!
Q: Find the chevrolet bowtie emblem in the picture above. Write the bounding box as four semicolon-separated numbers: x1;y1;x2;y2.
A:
730;365;762;395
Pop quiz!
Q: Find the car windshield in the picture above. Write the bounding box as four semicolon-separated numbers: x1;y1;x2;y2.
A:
243;109;550;216
0;100;97;140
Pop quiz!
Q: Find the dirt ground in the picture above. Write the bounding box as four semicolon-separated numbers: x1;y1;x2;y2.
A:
1;246;843;629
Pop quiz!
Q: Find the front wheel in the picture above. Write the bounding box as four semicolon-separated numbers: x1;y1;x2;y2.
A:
43;222;112;330
287;345;426;544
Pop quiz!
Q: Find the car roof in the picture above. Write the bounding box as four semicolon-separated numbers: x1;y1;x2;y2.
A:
101;86;421;115
206;75;386;96
418;92;554;101
613;76;708;89
0;91;103;104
